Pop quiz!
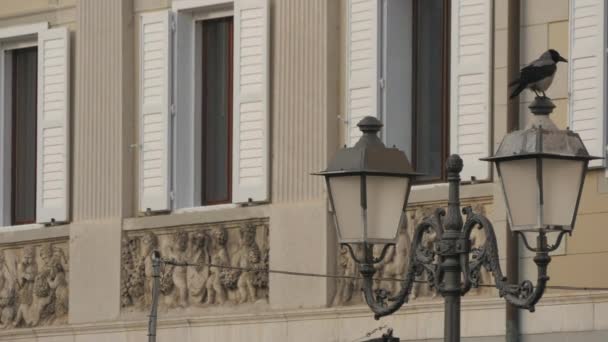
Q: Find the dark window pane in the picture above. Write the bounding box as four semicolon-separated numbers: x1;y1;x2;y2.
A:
202;18;233;204
12;47;38;224
413;0;448;181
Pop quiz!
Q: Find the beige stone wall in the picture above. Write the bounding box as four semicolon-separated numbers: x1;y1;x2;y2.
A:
0;0;75;29
0;0;608;340
513;0;608;292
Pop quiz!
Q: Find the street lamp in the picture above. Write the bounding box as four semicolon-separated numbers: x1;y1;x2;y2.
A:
482;97;593;235
315;97;599;342
315;116;418;249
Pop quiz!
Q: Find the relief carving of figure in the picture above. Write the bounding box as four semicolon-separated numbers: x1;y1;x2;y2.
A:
43;244;68;322
234;224;260;304
0;250;15;328
469;204;492;295
167;231;190;307
15;246;36;308
187;230;210;304
13;246;52;327
0;243;69;329
206;227;230;305
374;227;410;297
140;232;158;307
332;244;359;306
121;221;269;312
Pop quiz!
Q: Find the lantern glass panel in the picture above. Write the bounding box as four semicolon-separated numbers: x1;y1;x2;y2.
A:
366;176;409;242
542;158;585;227
499;159;538;228
329;176;364;242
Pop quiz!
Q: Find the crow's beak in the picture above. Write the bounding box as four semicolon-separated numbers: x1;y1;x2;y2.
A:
559;56;568;63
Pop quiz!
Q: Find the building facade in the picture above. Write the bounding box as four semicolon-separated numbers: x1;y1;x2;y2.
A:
0;0;606;341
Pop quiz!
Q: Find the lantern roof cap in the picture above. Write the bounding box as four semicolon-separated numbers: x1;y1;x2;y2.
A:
314;116;420;177
482;97;602;162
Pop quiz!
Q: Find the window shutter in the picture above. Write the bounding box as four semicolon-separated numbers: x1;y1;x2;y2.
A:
173;11;196;209
36;27;70;223
346;0;379;146
450;0;492;182
139;11;172;212
233;0;270;203
569;0;606;168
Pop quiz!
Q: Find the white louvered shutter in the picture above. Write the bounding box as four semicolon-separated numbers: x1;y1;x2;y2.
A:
139;11;172;212
232;0;270;203
347;0;379;146
36;27;70;223
569;0;606;167
450;0;492;182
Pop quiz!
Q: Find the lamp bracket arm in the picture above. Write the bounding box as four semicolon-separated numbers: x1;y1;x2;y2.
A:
461;207;552;311
374;243;396;264
361;211;444;320
342;243;364;264
341;242;396;265
515;231;567;253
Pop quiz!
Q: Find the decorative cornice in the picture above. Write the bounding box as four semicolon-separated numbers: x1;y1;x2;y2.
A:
1;291;607;339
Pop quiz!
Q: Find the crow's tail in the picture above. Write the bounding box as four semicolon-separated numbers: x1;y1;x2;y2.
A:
508;79;520;87
509;83;525;99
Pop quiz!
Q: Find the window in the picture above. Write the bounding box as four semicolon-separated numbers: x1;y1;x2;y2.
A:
139;2;270;213
346;0;492;184
0;24;71;226
410;0;449;182
380;0;450;183
568;0;606;168
201;17;233;205
10;47;38;224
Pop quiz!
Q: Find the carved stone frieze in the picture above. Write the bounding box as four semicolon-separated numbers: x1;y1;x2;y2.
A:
0;240;69;328
332;199;494;306
121;219;269;314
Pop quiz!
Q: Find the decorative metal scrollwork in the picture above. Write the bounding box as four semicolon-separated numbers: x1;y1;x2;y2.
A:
355;203;562;320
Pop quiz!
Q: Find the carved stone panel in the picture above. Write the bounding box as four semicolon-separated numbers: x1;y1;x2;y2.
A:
332;199;494;306
0;240;69;329
121;218;269;315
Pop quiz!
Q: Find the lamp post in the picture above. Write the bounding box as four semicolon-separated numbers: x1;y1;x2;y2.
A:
315;97;599;342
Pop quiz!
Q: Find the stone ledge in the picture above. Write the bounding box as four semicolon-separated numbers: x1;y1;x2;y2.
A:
409;182;495;205
1;291;606;339
0;5;75;21
123;204;271;231
0;224;69;245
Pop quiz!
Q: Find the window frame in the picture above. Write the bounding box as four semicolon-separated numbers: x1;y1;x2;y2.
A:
10;46;38;225
410;0;451;184
172;2;238;211
0;23;48;229
378;0;451;185
200;16;234;206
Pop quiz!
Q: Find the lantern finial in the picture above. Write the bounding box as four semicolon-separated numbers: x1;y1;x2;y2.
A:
357;116;383;134
529;96;555;116
446;154;463;174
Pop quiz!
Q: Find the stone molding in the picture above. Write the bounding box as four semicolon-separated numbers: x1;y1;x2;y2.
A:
121;218;269;315
0;291;606;340
0;238;69;330
122;205;270;231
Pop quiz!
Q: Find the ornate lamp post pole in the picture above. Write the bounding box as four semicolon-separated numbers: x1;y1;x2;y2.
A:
315;97;599;342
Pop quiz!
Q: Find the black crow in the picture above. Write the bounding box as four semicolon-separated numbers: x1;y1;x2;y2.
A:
509;49;568;99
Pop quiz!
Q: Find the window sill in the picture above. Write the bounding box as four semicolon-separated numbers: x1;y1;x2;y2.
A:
124;204;270;231
0;223;69;245
409;181;495;204
174;203;239;214
0;223;45;232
